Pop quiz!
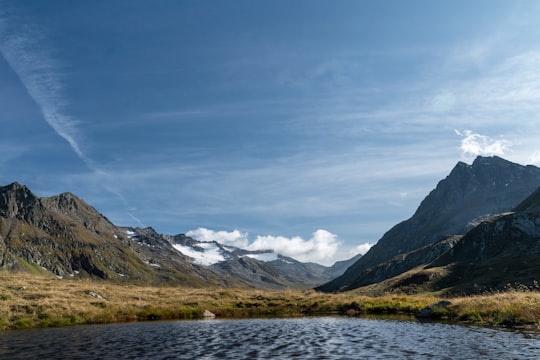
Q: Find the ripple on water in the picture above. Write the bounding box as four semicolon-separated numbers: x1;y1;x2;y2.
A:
1;317;539;359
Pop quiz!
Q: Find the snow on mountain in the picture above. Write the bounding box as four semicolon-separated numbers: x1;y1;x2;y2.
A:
172;242;226;266
244;252;279;262
171;237;280;266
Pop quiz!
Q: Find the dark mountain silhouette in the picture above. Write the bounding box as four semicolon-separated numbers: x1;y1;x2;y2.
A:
318;156;540;292
425;185;540;293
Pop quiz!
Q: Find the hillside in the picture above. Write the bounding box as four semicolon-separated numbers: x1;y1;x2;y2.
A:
343;183;540;296
0;183;241;286
318;156;540;292
426;186;540;294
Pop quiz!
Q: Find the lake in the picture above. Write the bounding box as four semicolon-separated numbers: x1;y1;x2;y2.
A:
1;317;539;359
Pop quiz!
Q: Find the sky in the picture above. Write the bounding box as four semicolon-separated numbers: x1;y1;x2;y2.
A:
1;1;540;266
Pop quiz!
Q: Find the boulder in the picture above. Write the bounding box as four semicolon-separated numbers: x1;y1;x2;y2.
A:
203;310;216;319
416;300;452;319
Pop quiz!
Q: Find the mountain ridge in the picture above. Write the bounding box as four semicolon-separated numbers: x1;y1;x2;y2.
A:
318;156;540;292
0;183;357;289
369;186;540;295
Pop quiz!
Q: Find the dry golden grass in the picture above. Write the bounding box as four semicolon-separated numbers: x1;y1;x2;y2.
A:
1;273;539;330
448;291;540;326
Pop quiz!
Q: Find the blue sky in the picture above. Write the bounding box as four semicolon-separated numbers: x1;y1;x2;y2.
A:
2;1;540;265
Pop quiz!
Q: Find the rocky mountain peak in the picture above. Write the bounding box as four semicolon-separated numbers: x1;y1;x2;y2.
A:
415;156;539;220
49;192;82;210
40;191;113;228
0;182;41;219
471;155;506;166
0;182;33;197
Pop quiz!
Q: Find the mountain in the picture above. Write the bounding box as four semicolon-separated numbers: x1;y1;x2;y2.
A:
0;182;358;289
318;156;540;292
0;183;239;286
425;186;540;293
362;187;540;295
130;229;361;289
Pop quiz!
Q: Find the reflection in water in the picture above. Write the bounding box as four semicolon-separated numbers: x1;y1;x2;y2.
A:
1;317;539;359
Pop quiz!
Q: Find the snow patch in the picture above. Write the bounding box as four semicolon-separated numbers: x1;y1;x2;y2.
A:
125;230;136;240
173;242;225;266
145;261;161;268
244;252;279;262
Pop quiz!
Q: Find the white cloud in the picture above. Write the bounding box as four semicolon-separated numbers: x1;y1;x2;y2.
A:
186;228;341;266
529;151;540;166
455;129;511;157
186;228;249;249
248;229;340;266
349;243;372;256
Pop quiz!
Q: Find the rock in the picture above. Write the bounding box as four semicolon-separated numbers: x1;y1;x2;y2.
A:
416;300;452;319
88;291;105;300
203;310;216;319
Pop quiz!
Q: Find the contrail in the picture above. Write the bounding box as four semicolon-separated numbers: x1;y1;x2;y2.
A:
0;5;143;227
0;6;93;167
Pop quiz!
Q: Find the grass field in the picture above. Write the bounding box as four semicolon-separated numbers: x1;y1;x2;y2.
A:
1;273;539;330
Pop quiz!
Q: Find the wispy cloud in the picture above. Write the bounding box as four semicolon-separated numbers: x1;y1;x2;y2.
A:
0;5;92;167
0;5;144;222
0;143;27;166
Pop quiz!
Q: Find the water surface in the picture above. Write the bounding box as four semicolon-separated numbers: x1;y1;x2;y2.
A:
1;317;539;359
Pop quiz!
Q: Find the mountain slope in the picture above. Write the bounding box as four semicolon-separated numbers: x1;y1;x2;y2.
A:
366;188;540;296
425;186;540;293
318;156;540;292
0;183;139;278
0;183;238;286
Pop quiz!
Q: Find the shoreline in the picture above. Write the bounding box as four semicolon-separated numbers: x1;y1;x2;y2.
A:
1;274;539;331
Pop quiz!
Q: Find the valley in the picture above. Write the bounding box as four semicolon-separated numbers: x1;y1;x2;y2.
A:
2;155;540;330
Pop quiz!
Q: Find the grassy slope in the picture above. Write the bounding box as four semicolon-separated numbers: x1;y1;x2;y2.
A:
1;273;539;331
